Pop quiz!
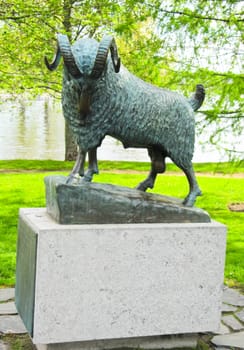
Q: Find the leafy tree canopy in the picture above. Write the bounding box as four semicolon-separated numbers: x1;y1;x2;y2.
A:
0;0;243;158
154;0;243;158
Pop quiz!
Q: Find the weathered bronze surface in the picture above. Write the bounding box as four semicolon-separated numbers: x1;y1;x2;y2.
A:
45;176;211;224
45;34;205;207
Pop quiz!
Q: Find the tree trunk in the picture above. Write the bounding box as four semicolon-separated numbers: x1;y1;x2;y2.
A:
63;0;77;160
65;120;78;161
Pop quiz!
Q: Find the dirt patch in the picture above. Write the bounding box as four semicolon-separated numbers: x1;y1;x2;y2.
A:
228;202;244;212
1;334;35;350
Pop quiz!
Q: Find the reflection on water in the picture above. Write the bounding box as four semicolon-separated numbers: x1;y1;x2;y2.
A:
0;97;65;160
0;96;231;162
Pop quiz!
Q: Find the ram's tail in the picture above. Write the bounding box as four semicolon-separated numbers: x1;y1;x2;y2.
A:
188;84;205;111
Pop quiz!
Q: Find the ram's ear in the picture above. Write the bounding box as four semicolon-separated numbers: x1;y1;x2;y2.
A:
90;36;120;79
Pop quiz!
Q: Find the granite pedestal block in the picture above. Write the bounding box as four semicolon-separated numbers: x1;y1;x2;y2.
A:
16;208;226;347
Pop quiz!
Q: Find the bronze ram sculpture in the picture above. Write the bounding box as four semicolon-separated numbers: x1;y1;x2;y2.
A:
45;34;205;207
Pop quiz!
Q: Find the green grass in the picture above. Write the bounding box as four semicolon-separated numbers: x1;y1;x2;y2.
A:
0;160;243;287
0;159;244;174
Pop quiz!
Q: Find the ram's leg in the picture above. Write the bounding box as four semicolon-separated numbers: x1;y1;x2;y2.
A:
66;148;86;184
180;164;202;207
83;148;99;182
136;147;166;192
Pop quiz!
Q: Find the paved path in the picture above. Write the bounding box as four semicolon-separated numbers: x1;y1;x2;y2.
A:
0;286;244;349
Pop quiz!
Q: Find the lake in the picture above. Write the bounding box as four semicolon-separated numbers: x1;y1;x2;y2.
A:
0;96;236;163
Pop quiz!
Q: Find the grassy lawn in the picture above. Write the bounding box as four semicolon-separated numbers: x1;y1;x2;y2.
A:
0;160;243;288
0;159;244;173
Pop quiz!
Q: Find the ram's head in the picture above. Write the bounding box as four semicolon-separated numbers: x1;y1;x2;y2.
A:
45;34;121;122
45;34;121;79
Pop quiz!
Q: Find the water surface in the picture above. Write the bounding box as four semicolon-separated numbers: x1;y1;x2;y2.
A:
0;96;233;163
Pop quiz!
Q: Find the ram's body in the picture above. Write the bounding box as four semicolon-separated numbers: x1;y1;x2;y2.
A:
45;35;205;206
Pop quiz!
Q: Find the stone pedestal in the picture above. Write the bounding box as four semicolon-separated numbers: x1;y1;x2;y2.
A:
16;208;226;348
35;334;198;350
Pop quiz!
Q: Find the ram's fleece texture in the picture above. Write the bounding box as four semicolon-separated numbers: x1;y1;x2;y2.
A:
62;39;195;170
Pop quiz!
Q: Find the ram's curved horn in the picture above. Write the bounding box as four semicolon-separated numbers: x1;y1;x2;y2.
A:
45;34;82;78
57;34;82;78
44;45;62;71
90;36;121;79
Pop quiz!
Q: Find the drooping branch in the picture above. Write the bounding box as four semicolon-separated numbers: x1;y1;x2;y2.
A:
201;109;243;120
157;8;244;24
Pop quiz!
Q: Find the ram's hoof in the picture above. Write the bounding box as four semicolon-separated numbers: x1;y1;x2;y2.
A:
182;198;194;207
82;174;93;182
183;189;202;207
136;180;154;192
135;183;147;192
66;173;81;185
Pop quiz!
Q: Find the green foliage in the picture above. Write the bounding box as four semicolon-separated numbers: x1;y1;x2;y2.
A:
154;0;244;157
0;0;243;156
0;0;158;95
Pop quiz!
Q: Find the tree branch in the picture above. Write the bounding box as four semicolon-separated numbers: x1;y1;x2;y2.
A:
158;8;244;24
201;110;243;119
0;13;32;21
